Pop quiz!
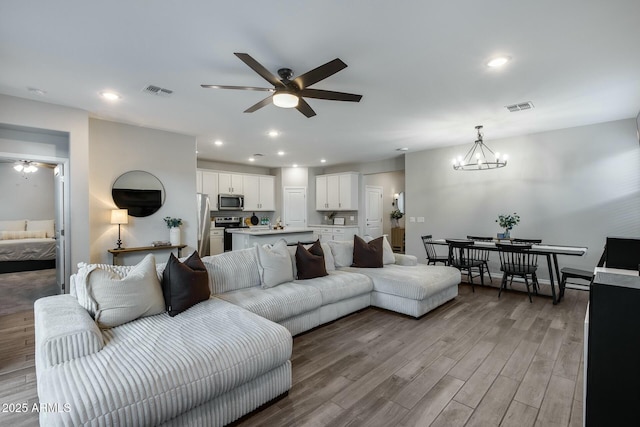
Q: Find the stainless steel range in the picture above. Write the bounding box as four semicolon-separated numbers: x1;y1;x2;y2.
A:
213;216;245;251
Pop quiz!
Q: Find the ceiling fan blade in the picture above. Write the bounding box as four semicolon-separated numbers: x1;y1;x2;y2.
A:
244;95;274;113
293;58;347;90
201;84;275;92
299;88;362;102
296;98;317;118
234;53;285;88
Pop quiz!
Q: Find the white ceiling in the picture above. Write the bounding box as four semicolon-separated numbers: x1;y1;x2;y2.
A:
1;0;639;168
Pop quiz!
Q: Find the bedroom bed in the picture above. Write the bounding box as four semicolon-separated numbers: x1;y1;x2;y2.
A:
0;219;57;273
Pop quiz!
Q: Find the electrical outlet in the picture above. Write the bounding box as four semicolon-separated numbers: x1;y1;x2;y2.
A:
350;216;354;221
409;217;416;223
418;217;425;223
324;216;328;220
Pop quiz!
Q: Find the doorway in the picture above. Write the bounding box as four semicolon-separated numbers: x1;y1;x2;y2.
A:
365;185;383;238
283;187;307;228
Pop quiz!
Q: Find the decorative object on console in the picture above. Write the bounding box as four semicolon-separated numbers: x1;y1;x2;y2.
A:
164;217;183;246
390;209;403;227
495;212;520;238
295;240;328;280
452;125;507;171
110;209;128;249
161;251;210;317
352;235;383;268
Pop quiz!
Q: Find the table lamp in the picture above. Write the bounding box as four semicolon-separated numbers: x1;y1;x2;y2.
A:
111;209;128;249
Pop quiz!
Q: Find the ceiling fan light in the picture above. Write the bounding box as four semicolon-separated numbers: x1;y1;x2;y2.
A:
273;92;299;108
14;163;24;172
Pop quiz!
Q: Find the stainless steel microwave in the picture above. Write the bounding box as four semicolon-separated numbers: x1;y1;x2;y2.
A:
218;194;244;211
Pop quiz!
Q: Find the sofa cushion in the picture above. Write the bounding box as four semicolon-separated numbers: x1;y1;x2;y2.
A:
342;264;461;301
256;239;294;288
295;240;328;280
162;251;210;317
201;247;261;293
36;298;292;426
215;283;322;323
327;240;354;268
296;270;373;305
75;254;166;328
352;235;383;268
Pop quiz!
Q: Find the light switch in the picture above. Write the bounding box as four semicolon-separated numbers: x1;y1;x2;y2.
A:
417;217;425;223
409;217;416;223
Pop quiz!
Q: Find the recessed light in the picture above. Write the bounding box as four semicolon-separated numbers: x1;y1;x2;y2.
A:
292;164;298;168
487;56;511;68
27;87;47;96
248;157;255;162
320;159;326;163
396;147;409;152
99;91;121;101
268;130;279;138
214;140;223;146
277;151;285;156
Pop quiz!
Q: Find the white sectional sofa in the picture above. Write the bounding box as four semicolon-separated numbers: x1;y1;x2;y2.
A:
34;239;460;426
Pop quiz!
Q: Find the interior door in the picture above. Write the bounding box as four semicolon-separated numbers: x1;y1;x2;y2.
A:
283;187;307;228
365;185;383;238
54;164;65;293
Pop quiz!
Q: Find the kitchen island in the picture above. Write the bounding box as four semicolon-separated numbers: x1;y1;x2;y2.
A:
227;227;315;250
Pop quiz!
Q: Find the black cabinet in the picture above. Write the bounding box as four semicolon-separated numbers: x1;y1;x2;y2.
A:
586;272;640;426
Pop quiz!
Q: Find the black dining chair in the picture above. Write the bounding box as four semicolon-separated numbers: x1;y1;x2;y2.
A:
466;235;494;283
559;246;607;298
496;242;539;303
421;235;449;265
447;239;484;291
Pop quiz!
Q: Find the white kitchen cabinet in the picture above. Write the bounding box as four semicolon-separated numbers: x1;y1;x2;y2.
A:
316;172;359;210
242;175;275;211
209;227;224;256
309;226;359;242
218;172;243;194
201;171;218;199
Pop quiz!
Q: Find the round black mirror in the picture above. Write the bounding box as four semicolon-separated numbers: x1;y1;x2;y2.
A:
112;170;165;217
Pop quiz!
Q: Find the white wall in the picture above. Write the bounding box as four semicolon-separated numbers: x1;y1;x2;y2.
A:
0;163;54;220
89;118;197;265
405;118;640;278
0;94;89;276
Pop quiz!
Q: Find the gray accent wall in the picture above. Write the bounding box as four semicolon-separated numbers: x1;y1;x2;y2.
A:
0;162;54;221
405;118;640;278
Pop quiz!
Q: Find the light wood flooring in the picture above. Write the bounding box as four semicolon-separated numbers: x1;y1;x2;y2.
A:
0;284;589;427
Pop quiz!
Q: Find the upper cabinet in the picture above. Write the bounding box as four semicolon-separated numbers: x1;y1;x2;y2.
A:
218;172;243;195
201;171;218;201
316;172;359;211
243;175;275;211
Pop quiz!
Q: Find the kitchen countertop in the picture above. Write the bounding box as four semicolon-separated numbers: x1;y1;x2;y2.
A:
226;227;314;236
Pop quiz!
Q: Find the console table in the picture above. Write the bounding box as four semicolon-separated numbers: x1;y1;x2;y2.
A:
108;245;186;265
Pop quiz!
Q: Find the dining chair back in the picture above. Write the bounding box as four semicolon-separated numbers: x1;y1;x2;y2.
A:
466;235;494;282
496;242;539;303
559;245;607;298
421;235;449;265
447;239;485;291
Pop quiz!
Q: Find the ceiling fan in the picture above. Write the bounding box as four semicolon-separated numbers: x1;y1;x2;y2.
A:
201;53;362;118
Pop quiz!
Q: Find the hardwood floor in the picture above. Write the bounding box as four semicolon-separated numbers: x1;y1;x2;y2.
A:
0;284;589;427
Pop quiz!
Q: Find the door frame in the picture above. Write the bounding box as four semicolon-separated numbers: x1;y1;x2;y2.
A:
282;186;307;228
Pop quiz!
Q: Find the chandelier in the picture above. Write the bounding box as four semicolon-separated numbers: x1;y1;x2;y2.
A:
452;125;507;171
13;161;38;173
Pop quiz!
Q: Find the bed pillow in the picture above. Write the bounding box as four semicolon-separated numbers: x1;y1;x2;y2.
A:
27;219;55;238
76;254;166;328
162;251;210;317
295;240;328;280
364;235;395;265
255;239;294;288
327;239;355;268
0;230;47;240
352;235;384;268
0;219;26;231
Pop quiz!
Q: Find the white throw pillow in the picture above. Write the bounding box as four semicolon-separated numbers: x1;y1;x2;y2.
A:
255;239;294;288
0;219;26;231
76;254;165;328
327;240;355;268
0;230;47;240
27;219;55;238
364;235;395;265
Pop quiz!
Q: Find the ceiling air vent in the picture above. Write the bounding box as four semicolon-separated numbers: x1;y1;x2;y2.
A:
142;85;174;97
506;101;534;112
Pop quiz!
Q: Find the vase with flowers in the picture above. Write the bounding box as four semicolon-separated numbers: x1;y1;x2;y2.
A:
164;217;183;246
495;213;520;238
390;209;404;228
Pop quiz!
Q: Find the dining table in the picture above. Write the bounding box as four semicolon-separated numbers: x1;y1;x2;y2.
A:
433;239;588;304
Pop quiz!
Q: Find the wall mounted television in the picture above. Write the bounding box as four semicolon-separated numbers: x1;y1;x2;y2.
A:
112;188;162;217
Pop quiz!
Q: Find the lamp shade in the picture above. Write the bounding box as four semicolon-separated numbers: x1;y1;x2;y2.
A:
110;209;129;225
273;92;299;108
